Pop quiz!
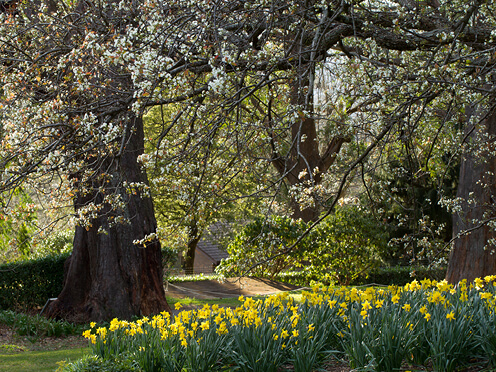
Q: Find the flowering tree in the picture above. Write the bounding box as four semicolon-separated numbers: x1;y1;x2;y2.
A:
0;0;495;323
0;1;174;321
143;105;264;273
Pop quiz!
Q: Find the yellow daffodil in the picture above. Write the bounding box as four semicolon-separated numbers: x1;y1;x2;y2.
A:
200;321;209;330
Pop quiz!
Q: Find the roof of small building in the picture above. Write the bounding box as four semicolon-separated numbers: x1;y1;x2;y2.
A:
196;237;229;263
196;222;232;263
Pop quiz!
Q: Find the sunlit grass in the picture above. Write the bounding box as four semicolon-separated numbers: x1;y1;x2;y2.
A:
0;347;90;372
166;290;304;309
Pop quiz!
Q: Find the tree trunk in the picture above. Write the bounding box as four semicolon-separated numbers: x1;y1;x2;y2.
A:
270;64;348;222
446;107;496;283
183;221;201;275
46;116;170;322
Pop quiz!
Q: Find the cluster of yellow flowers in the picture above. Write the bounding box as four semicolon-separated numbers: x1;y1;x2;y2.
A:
84;275;496;345
81;275;496;371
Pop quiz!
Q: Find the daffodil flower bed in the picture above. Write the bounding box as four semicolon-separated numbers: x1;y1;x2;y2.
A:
72;276;496;371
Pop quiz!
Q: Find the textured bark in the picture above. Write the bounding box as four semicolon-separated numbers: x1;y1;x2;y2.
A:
446;108;496;283
183;222;200;275
273;67;347;222
46;116;170;322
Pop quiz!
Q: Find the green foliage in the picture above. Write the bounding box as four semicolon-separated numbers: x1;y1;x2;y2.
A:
31;230;74;258
59;354;138;372
368;148;459;267
218;206;388;285
0;253;68;311
305;205;388;285
425;302;477;372
160;245;178;279
0;189;37;262
216;216;308;279
0;310;83;339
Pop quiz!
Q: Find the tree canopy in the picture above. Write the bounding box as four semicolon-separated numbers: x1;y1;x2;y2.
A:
1;0;495;319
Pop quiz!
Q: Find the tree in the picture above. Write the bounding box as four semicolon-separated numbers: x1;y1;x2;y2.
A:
446;106;496;283
0;2;171;321
143;105;263;274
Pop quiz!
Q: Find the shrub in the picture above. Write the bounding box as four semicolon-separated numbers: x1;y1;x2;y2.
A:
276;266;447;287
31;230;74;258
350;265;447;286
302;205;388;285
218;207;388;285
216;216;309;279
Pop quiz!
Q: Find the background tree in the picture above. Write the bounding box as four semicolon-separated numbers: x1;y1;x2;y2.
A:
143;105;264;273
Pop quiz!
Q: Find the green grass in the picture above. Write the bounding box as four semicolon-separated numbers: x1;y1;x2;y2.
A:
166;291;305;309
166;295;243;308
0;347;90;372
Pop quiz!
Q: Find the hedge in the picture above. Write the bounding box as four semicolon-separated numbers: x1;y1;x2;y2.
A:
350;265;447;286
0;253;68;311
276;266;447;287
0;247;175;311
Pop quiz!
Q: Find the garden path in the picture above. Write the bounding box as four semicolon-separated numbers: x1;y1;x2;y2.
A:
165;276;299;299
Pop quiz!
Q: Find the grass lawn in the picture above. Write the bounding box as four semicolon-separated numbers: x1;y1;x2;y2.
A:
165;295;243;308
165;292;304;309
0;346;90;372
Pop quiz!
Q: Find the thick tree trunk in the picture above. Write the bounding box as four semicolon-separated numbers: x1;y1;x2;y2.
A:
446;108;496;283
46;116;170;322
